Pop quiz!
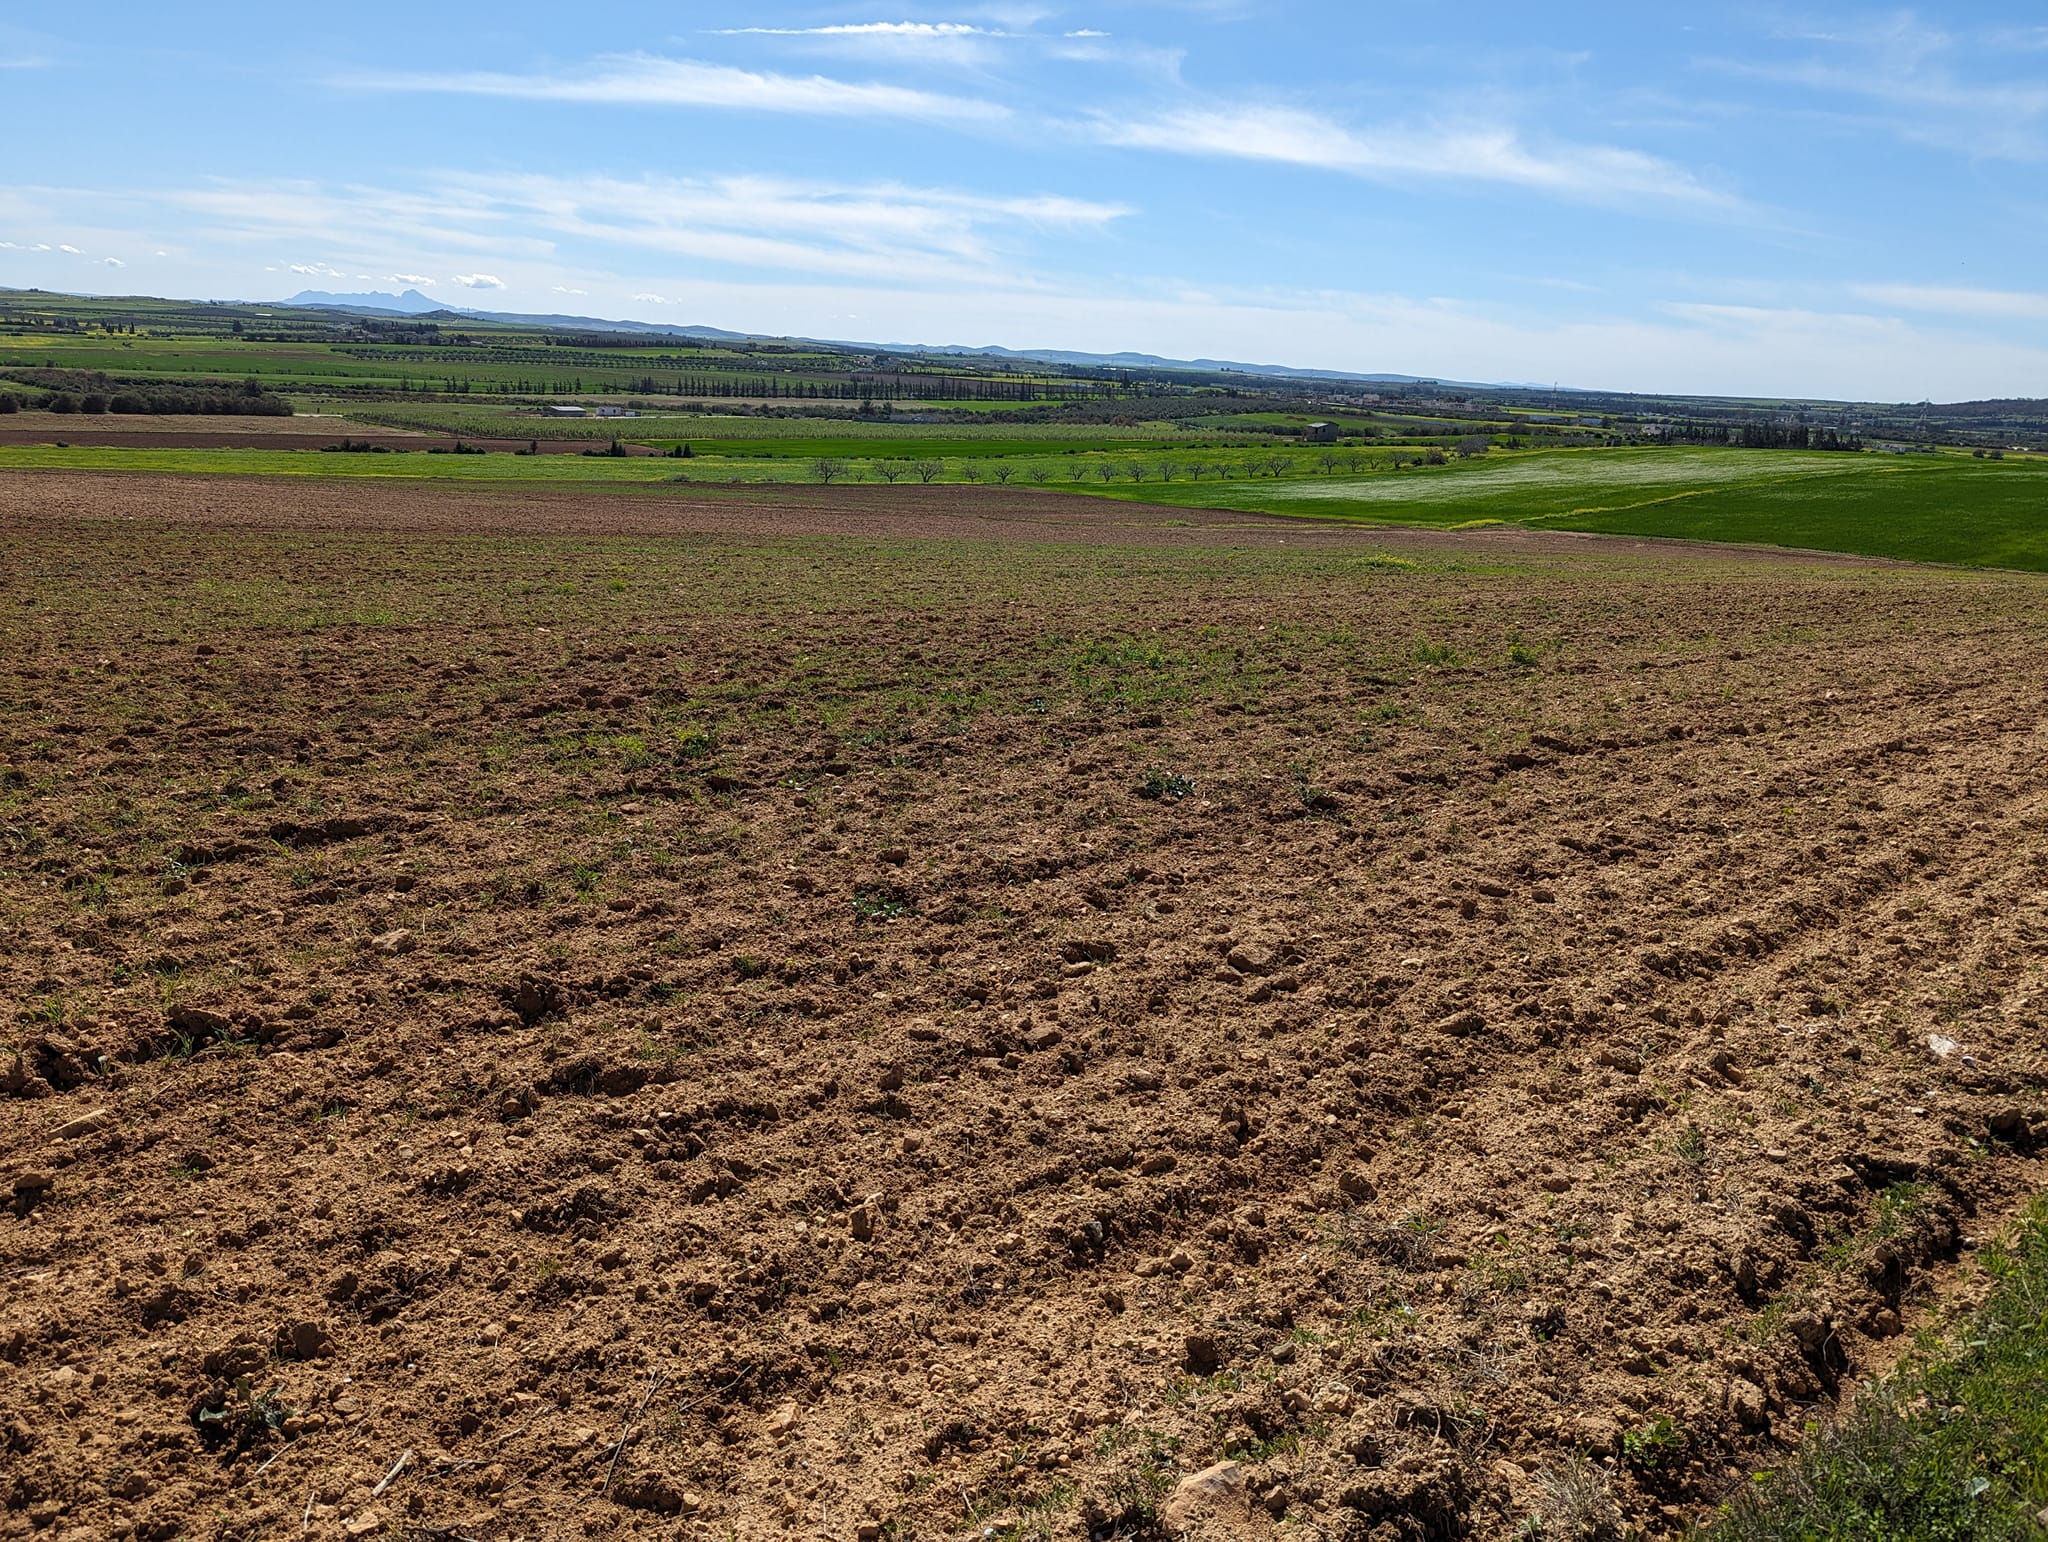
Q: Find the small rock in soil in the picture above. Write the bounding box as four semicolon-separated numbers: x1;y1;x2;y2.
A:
1225;942;1275;976
52;1108;114;1140
1164;1460;1249;1531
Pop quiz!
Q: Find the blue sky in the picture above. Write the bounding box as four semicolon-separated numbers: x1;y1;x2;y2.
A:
2;2;2044;398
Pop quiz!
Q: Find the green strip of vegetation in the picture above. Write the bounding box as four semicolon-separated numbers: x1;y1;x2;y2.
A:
1707;1194;2048;1542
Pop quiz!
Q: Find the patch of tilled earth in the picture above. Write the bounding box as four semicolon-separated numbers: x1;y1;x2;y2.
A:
2;490;2046;1542
0;469;1921;566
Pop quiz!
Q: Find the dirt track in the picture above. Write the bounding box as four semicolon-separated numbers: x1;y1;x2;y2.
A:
2;473;2044;1542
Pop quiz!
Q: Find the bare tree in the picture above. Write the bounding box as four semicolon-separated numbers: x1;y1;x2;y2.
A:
1028;465;1052;484
912;459;944;484
873;460;905;484
1268;456;1295;478
992;464;1014;485
1317;450;1341;473
1093;462;1117;483
812;456;849;484
1158;458;1181;482
1123;462;1146;481
961;464;984;483
1344;451;1366;472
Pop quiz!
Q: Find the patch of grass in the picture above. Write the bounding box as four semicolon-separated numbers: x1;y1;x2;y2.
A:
1706;1193;2048;1542
1621;1414;1687;1473
1135;768;1195;801
674;727;718;759
1094;1425;1181;1527
852;889;910;922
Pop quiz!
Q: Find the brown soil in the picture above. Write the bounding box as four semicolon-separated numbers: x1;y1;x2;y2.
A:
2;472;2044;1542
0;470;1911;557
0;414;427;439
0;417;617;455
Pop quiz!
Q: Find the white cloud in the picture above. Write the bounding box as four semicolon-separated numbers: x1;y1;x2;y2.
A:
633;292;670;304
553;285;589;295
452;272;507;289
1850;283;2048;322
350;53;1009;123
714;22;998;38
1093;104;1739;213
387;272;435;285
58;242;81;253
288;261;344;277
103;257;124;267
710;20;1017;65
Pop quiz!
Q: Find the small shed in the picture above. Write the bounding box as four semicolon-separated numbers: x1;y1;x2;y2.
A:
542;405;587;418
1304;422;1339;444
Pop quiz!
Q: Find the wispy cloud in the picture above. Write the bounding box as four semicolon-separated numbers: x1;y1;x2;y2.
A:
713;22;1001;39
452;273;506;290
388;273;435;286
348;53;1009;123
103;256;124;268
711;20;1012;64
1852;282;2048;322
121;169;1129;290
1713;12;2048;161
1093;104;1740;213
58;242;81;254
0;56;50;69
288;261;344;277
459;172;1125;285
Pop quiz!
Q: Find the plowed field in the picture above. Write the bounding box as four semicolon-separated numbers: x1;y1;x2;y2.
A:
2;471;2044;1542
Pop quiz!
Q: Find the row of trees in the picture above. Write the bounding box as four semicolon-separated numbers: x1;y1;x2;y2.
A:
1670;422;1864;451
14;385;291;416
806;448;1457;485
0;369;292;416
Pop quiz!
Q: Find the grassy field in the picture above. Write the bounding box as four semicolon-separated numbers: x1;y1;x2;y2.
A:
339;402;1185;444
0;437;1378;484
1074;446;2048;570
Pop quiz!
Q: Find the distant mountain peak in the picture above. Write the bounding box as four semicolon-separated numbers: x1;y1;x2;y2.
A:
279;288;444;315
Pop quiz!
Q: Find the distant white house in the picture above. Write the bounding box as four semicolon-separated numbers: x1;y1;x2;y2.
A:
594;406;638;419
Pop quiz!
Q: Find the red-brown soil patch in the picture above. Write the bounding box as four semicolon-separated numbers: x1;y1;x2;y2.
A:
0;416;617;454
2;473;2043;1542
